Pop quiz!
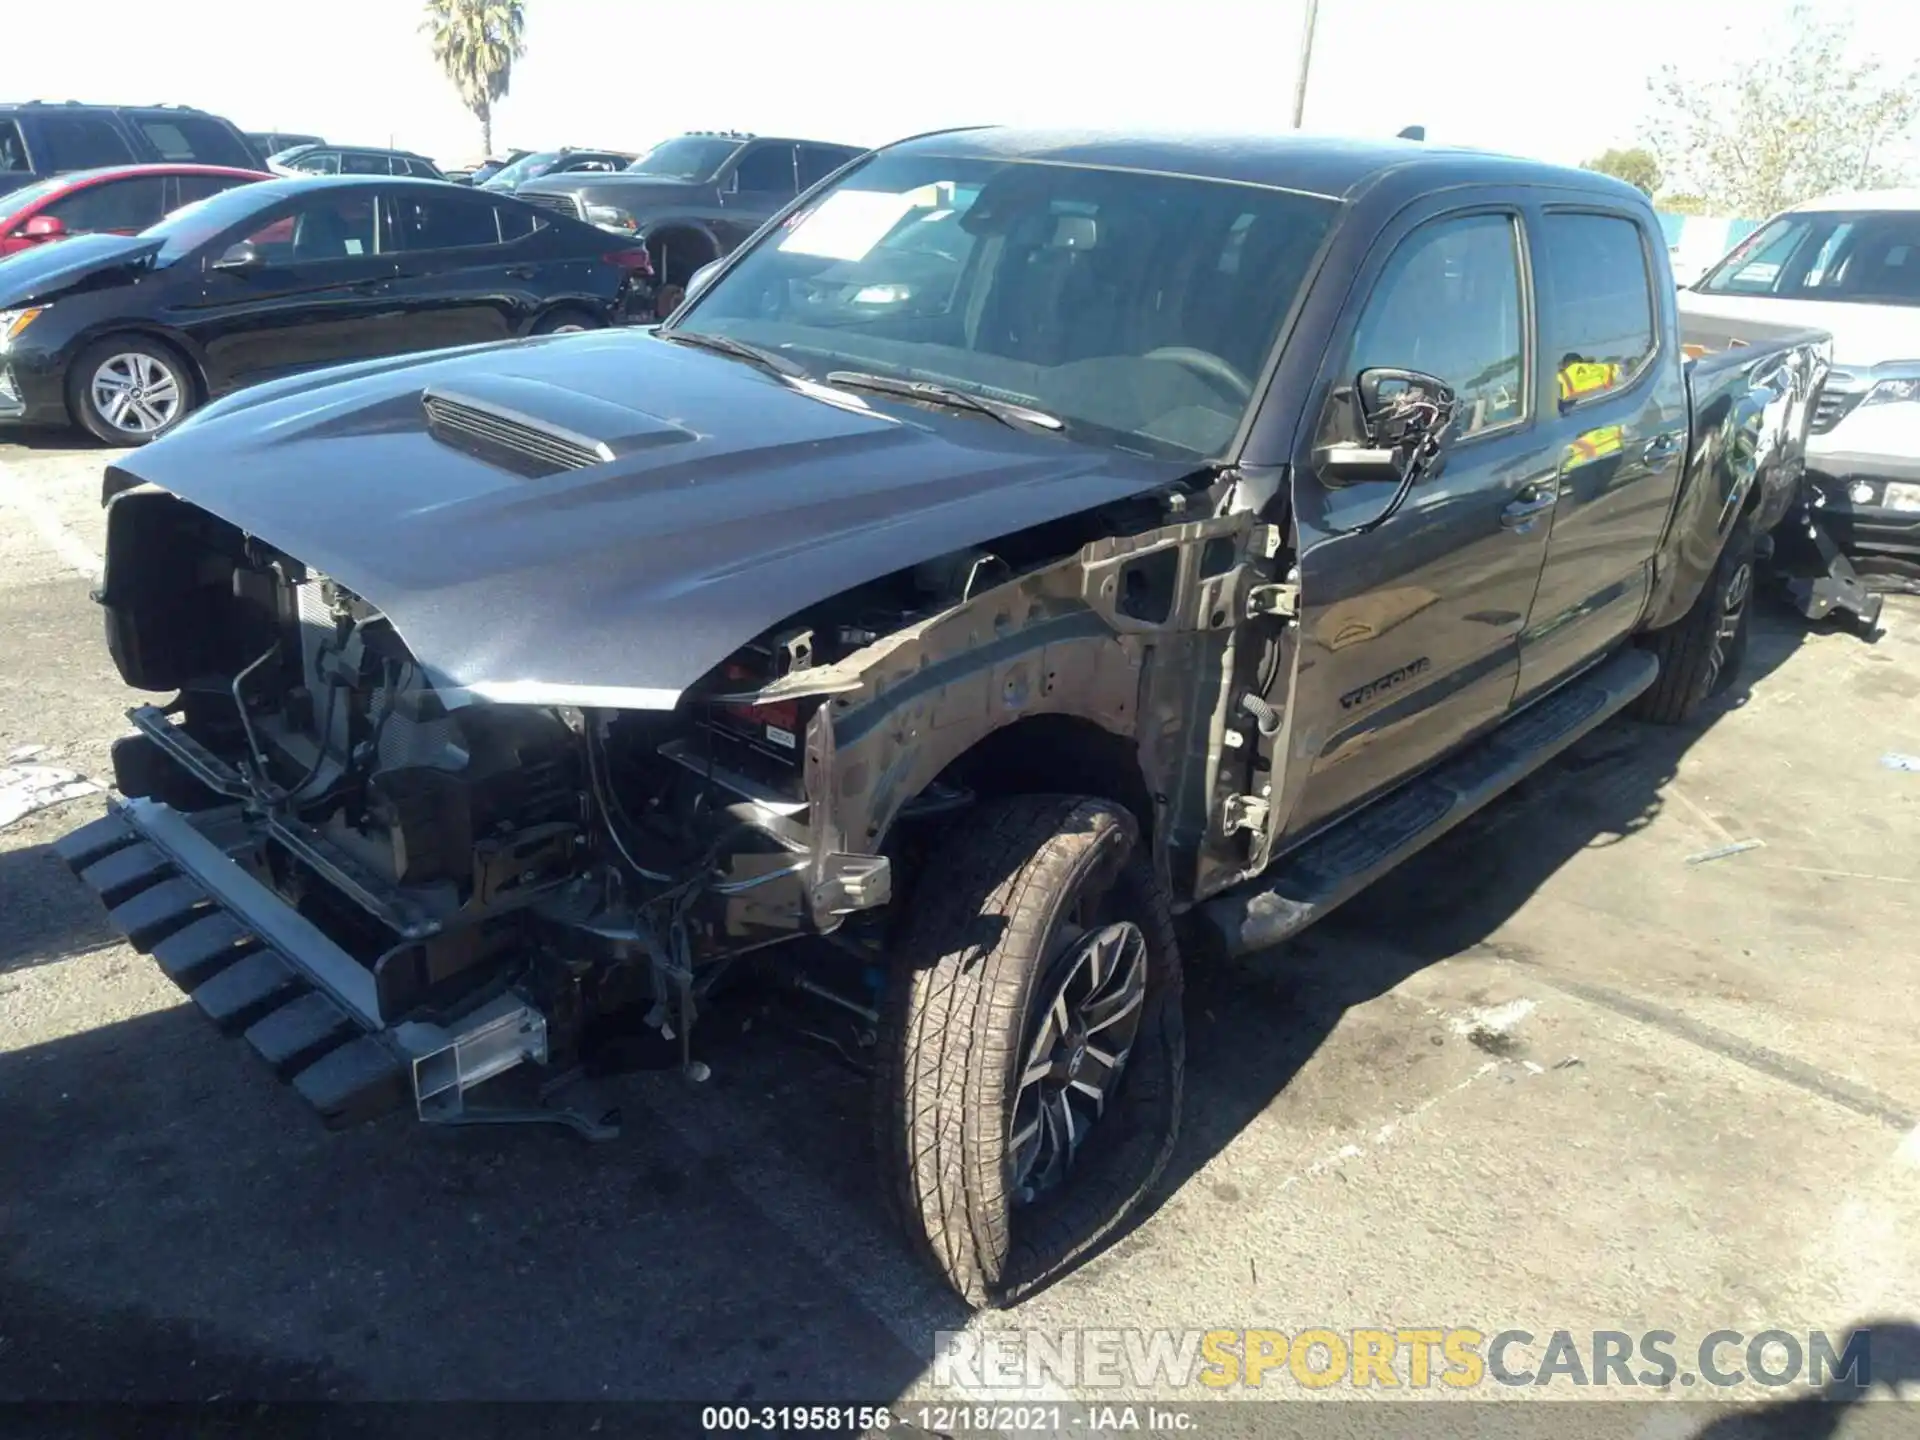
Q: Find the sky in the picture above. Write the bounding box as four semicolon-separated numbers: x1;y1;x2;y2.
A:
9;0;1916;172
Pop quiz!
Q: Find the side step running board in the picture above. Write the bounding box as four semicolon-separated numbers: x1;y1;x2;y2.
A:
1200;646;1659;956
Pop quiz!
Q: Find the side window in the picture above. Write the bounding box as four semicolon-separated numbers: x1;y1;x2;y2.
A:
340;152;389;175
732;144;796;195
796;145;852;190
239;194;379;261
134;116;252;167
392;192;501;250
37;115;136;170
0;120;29;173
404;158;441;179
1348;213;1527;438
175;173;255;207
293;151;340;175
496;203;545;242
1538;213;1656;411
46;176;170;234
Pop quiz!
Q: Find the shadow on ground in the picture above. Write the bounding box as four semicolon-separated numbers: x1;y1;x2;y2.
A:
0;840;120;975
0;603;1857;1404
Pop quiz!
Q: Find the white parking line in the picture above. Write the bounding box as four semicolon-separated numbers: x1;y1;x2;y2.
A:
0;456;103;581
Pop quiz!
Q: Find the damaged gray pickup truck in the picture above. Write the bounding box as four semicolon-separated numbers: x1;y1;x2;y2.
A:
58;128;1828;1306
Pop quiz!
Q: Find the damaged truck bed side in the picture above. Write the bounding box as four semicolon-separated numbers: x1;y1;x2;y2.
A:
57;128;1827;1308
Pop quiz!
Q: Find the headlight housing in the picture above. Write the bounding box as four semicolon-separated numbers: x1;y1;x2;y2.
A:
1860;377;1920;407
0;307;45;351
583;204;639;234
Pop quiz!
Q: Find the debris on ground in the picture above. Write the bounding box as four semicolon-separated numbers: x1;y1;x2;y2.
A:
1686;838;1764;865
1450;998;1536;1057
5;745;47;762
0;765;100;830
1882;753;1920;773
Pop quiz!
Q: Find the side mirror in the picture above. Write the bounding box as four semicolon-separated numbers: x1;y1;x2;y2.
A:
21;214;67;240
211;240;263;271
685;258;722;301
1317;367;1457;485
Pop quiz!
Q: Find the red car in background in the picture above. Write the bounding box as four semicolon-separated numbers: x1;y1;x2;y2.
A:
0;164;268;258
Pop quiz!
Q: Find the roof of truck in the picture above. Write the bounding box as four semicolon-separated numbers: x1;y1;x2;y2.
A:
887;126;1642;205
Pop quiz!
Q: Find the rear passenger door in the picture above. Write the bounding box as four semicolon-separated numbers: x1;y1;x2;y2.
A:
385;187;525;347
1285;198;1557;834
715;142;797;247
1514;208;1687;699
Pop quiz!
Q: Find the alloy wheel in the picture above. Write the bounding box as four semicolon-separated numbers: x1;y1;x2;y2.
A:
1009;920;1148;1205
1704;558;1752;693
90;353;183;436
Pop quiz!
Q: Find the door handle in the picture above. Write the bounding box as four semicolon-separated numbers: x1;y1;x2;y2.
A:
1642;431;1682;463
351;278;392;295
1500;486;1558;530
505;264;536;279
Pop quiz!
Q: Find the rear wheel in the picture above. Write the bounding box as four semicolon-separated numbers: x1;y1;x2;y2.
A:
873;795;1184;1307
1632;515;1755;724
68;336;195;446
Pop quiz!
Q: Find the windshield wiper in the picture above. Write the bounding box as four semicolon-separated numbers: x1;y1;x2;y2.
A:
663;329;806;378
824;371;1063;432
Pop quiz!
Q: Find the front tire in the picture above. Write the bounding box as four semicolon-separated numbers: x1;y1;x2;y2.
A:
530;308;605;336
873;795;1184;1308
68;336;195;446
1632;515;1755;724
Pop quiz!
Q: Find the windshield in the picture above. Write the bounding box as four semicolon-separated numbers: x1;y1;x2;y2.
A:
1698;210;1920;305
142;182;277;263
626;137;741;181
673;150;1340;460
483;150;564;188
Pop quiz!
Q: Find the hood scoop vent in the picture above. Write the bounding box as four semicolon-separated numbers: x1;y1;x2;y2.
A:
420;373;699;478
422;388;613;477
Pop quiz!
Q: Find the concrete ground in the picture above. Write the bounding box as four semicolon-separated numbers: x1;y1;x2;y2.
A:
2;431;1918;1435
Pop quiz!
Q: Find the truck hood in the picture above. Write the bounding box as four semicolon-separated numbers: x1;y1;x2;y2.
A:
1678;289;1920;368
108;330;1191;709
0;233;161;306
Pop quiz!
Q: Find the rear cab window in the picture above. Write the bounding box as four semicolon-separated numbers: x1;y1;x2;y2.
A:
731;144;798;195
1536;212;1657;410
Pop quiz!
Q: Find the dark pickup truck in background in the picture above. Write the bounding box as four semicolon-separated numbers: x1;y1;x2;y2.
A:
55;128;1827;1308
514;130;865;307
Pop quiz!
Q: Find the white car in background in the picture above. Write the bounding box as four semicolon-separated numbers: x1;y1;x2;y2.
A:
1678;189;1920;589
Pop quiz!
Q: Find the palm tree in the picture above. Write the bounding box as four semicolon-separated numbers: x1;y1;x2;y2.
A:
422;0;527;157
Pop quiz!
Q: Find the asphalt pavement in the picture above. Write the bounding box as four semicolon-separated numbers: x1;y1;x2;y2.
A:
2;429;1918;1433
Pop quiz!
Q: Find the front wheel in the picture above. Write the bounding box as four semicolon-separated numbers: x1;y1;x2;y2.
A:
872;795;1185;1307
530;308;605;336
1632;515;1755;724
68;337;195;446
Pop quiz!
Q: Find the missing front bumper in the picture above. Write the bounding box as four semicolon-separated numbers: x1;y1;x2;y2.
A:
54;799;555;1131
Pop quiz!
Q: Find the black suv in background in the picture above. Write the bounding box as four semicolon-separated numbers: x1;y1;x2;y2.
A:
0;101;263;199
515;130;864;299
267;144;446;180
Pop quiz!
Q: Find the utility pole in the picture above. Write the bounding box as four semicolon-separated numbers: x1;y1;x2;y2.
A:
1291;0;1320;129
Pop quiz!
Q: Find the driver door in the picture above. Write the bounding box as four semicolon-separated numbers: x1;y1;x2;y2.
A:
1283;200;1557;833
176;190;405;391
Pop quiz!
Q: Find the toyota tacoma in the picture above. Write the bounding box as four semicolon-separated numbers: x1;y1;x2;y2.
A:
56;128;1828;1307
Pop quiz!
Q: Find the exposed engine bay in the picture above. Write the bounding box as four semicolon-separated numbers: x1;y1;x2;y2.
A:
92;479;1226;1103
